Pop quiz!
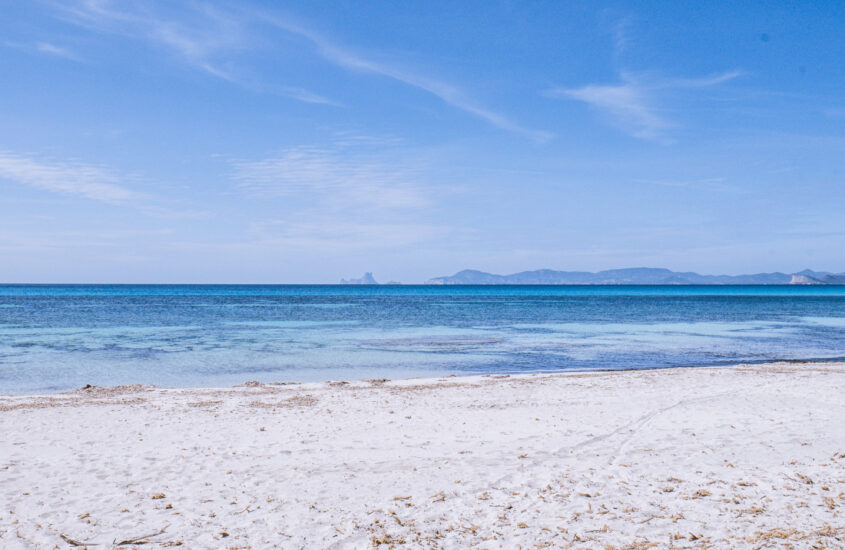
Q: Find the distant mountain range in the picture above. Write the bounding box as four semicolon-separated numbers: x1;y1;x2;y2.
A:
340;268;845;285
424;268;845;285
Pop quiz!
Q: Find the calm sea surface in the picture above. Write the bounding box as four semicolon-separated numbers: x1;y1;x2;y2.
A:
1;285;844;394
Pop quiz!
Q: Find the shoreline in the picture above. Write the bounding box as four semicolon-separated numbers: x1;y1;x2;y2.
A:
2;361;844;548
5;356;845;399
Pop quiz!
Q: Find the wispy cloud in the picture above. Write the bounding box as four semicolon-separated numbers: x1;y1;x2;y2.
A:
609;15;632;59
270;86;342;106
36;41;81;60
231;135;459;251
47;0;339;106
0;149;142;203
232;138;431;210
255;14;552;142
45;2;545;137
664;71;742;88
3;40;81;61
550;76;669;141
0;149;208;218
49;1;237;72
546;70;741;141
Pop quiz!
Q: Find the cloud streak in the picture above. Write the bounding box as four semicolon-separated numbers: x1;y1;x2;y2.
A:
36;41;81;60
257;14;552;141
231;135;462;251
232;139;431;210
546;70;741;141
3;40;81;61
0;149;211;219
230;134;461;253
0;150;143;203
46;2;546;138
47;0;339;106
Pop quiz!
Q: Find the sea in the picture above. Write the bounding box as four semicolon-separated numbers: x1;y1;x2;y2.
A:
1;284;844;394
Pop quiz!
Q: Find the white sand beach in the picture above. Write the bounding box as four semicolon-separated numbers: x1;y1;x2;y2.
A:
1;362;844;549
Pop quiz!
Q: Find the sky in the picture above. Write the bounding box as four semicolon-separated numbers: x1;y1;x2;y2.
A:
1;1;844;283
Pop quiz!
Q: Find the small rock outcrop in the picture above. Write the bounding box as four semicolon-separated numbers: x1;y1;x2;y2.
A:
340;272;379;285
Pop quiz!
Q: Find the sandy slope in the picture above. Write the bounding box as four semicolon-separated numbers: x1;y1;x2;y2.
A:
1;362;844;549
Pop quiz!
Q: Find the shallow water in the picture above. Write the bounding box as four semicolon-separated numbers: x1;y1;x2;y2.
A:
1;284;844;394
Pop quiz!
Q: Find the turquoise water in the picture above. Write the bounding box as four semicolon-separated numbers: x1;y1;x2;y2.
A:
1;284;844;394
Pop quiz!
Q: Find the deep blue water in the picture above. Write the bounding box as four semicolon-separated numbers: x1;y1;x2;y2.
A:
1;284;844;394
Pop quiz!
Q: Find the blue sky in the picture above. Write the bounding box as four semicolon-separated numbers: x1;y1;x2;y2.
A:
1;1;844;282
